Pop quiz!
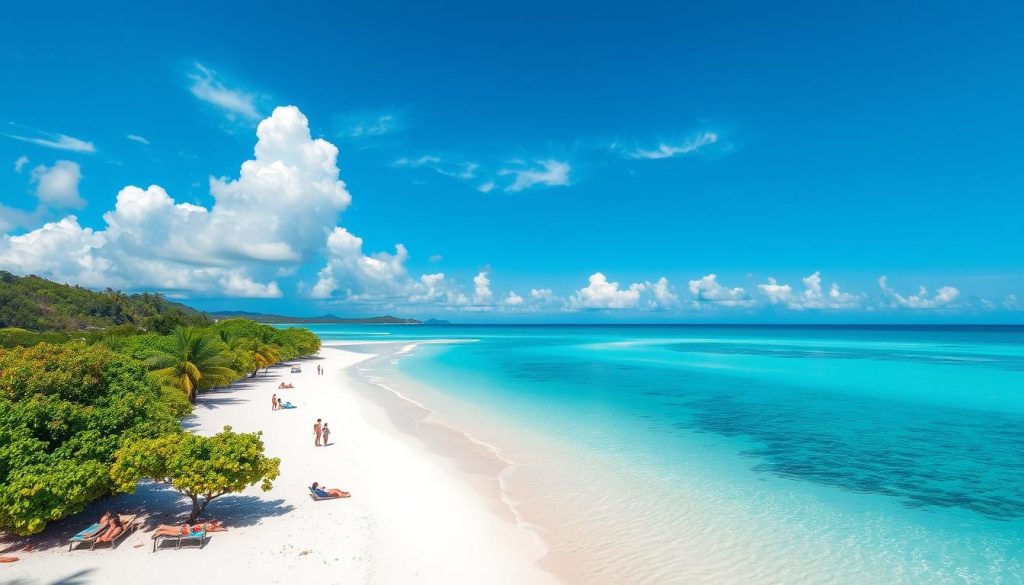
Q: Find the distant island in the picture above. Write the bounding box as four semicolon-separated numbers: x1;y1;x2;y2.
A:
209;311;424;325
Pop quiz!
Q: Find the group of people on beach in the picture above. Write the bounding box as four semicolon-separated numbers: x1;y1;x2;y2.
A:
313;418;332;446
316;364;324;375
270;393;295;410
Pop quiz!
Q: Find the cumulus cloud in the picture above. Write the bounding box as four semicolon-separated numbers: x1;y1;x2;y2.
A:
14;156;29;173
628;132;718;160
878;276;960;309
310;227;410;300
0;106;349;297
504;291;524;306
473;270;493;304
126;134;150;145
688;273;752;306
31;160;84;209
571;272;645;309
7;131;95;153
757;272;861;310
646;277;679;309
499;160;571;192
188;63;261;121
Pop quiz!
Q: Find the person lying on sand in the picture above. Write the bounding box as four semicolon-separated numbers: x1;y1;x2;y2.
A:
96;511;124;543
311;482;350;498
278;382;295;389
278;398;296;409
151;521;227;538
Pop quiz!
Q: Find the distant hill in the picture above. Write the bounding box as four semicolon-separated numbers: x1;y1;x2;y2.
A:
210;311;421;325
0;271;209;332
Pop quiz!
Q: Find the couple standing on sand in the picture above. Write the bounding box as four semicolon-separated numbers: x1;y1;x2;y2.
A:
314;418;332;446
316;364;323;375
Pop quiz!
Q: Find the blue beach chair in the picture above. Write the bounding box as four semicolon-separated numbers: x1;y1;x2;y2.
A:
153;528;207;552
68;522;106;551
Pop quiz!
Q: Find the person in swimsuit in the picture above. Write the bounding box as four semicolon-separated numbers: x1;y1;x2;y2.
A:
314;418;322;446
96;512;124;542
151;521;227;538
311;482;350;498
272;393;278;410
322;422;331;445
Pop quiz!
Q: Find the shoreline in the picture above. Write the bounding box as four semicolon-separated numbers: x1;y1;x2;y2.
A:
1;345;558;585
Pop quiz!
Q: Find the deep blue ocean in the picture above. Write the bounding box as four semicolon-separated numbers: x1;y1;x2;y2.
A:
308;325;1024;584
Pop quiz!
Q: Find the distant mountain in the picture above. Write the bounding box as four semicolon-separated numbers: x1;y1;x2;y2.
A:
0;271;209;332
210;311;421;325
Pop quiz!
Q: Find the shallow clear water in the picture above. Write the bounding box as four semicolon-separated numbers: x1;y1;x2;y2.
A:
308;325;1024;584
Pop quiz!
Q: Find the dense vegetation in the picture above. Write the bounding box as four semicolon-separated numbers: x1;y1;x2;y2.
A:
0;275;320;536
0;271;209;332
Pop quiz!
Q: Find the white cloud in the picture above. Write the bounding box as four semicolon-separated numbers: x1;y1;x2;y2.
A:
758;272;861;310
504;291;524;306
310;227;410;300
31;160;84;209
188;63;260;121
0;106;349;297
7;132;95;153
219;272;282;298
126;134;150;145
570;272;645;309
628;132;718;160
757;277;793;304
477;181;496;193
473;270;493;304
646;277;678;309
346;113;398;138
688;273;752;306
14;156;29;173
407;272;469;306
879;276;960;309
429;254;443;263
499;160;571;192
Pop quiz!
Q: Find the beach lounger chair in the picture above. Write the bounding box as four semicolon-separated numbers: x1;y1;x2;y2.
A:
89;515;138;550
290;366;302;373
153;529;207;552
68;522;107;551
308;486;341;501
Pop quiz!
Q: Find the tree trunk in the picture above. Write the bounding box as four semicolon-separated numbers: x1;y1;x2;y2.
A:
188;495;202;524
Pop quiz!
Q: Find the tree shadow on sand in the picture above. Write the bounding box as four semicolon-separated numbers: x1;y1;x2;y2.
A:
4;568;97;585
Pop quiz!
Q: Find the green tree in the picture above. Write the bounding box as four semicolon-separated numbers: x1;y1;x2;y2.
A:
111;426;280;522
0;342;180;535
146;327;237;402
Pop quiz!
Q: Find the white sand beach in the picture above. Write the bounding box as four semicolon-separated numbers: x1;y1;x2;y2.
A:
0;345;558;585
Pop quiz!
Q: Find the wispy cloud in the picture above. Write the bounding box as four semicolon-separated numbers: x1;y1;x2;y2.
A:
627;131;718;160
188;63;261;120
13;155;29;173
498;159;571;192
6;130;95;153
126;134;150;145
393;156;477;179
343;112;401;138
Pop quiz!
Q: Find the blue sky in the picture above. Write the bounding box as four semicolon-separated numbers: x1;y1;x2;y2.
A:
0;1;1021;322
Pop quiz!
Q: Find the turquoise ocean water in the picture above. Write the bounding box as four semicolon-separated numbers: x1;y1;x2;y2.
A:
309;325;1024;584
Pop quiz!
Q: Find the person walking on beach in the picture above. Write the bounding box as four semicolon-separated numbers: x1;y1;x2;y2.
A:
314;418;323;446
322;422;331;446
272;393;278;411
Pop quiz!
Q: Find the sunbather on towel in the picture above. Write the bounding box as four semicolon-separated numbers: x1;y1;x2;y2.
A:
151;521;227;538
311;482;350;498
96;512;124;542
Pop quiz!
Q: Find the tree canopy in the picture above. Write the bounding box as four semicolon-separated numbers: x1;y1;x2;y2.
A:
111;426;281;522
0;343;181;535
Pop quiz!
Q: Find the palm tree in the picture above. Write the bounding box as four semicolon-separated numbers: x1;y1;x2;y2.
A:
147;327;238;402
247;338;281;376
